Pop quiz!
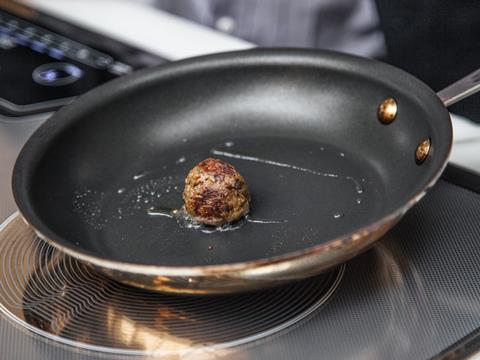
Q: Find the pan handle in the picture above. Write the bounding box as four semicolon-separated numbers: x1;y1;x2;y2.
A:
437;68;480;107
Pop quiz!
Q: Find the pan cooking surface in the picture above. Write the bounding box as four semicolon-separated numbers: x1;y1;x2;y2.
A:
71;136;384;266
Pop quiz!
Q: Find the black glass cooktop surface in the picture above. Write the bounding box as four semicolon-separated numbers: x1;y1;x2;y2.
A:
0;1;164;117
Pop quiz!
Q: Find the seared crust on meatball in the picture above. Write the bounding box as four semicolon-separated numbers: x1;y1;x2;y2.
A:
183;158;250;226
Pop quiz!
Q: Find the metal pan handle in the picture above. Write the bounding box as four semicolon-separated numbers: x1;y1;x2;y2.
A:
437;68;480;107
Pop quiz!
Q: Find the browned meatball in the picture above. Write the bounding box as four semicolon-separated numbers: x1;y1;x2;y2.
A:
183;158;250;226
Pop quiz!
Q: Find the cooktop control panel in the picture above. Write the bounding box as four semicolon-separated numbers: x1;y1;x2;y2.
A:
0;4;164;118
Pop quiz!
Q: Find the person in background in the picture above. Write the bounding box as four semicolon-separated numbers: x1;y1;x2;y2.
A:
149;0;386;59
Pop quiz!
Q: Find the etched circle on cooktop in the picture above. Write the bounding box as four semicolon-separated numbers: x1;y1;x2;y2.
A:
0;214;344;356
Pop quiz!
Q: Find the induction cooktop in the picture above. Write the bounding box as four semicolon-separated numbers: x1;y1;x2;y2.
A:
0;0;164;118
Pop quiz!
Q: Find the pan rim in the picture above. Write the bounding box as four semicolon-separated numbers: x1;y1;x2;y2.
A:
12;48;453;278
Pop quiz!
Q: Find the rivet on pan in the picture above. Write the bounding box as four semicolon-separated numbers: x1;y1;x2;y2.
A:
415;137;431;164
377;97;397;124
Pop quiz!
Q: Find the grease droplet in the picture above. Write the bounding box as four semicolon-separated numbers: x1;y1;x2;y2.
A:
225;141;234;147
176;156;186;164
246;215;288;224
208;245;214;250
117;188;126;194
356;198;362;204
133;172;147;180
333;212;344;219
147;206;175;218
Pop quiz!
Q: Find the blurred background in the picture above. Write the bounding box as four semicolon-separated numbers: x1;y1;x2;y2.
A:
1;0;478;171
145;0;480;123
3;0;479;122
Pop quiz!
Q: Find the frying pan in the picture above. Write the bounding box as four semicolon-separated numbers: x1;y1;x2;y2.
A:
12;49;480;294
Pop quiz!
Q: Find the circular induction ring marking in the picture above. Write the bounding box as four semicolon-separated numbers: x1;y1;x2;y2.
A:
32;62;83;86
0;213;345;357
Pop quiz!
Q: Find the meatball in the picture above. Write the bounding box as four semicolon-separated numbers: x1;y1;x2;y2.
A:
183;158;250;226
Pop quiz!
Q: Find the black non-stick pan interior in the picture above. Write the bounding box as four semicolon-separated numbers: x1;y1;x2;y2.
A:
13;50;451;267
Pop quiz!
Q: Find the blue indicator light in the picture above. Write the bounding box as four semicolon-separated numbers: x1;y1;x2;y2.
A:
49;48;64;60
14;33;28;46
31;40;46;53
